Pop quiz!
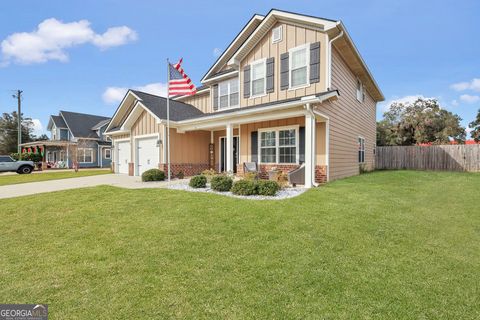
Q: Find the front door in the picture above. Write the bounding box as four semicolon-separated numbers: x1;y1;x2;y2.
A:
220;136;239;173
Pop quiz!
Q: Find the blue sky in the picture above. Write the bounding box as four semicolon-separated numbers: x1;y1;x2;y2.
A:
0;0;479;137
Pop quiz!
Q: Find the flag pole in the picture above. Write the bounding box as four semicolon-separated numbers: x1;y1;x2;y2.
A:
167;58;171;183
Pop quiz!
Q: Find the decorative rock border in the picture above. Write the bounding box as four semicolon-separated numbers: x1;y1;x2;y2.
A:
166;180;306;200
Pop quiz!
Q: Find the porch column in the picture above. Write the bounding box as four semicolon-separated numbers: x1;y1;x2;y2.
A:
305;111;316;188
226;123;233;173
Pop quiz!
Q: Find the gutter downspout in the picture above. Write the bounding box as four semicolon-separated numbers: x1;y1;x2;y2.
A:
327;29;344;90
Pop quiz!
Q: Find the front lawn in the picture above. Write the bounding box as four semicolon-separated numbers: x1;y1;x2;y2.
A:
0;171;478;319
0;169;110;186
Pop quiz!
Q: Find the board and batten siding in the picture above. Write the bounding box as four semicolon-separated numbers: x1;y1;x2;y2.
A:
132;110;160;136
238;117;326;166
316;47;377;180
177;91;212;113
166;127;210;164
240;22;328;108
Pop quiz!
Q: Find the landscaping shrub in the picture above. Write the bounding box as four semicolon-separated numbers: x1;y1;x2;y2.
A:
231;179;258;196
141;169;165;182
257;180;280;196
276;172;289;188
210;175;233;192
189;175;207;188
201;169;217;182
243;172;258;181
176;171;184;179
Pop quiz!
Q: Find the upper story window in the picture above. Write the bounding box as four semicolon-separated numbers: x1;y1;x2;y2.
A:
272;26;282;43
356;79;365;102
218;78;239;109
289;44;309;88
251;59;266;97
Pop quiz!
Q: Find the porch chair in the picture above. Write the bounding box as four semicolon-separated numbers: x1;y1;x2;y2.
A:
287;164;305;187
243;162;258;174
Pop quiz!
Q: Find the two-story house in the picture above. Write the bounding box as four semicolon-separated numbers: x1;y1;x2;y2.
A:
105;9;384;187
20;110;112;169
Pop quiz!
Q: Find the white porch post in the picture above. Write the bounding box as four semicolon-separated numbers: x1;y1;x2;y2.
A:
226;123;233;173
305;109;316;188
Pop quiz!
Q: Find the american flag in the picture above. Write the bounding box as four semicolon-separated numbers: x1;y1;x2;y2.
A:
168;58;197;96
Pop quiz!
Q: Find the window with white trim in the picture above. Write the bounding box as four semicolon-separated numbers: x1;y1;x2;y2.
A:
356;79;364;102
260;131;276;163
290;45;309;88
104;148;111;159
272;25;282;43
251;60;266;96
218;78;239;109
59;151;65;162
358;137;365;163
259;127;298;164
77;148;93;163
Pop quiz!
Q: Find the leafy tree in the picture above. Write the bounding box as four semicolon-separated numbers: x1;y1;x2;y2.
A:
377;98;465;146
0;111;36;154
468;109;480;142
34;134;49;141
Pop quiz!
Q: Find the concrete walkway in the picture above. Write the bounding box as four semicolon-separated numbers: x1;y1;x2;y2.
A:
0;174;184;200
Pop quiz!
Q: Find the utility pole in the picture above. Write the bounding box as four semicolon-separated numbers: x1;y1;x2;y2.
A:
13;90;23;159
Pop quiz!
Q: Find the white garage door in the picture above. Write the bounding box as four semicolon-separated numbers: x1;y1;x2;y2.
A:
117;141;130;174
136;137;159;176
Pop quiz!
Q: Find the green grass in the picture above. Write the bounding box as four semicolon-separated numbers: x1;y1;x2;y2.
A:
0;170;478;319
0;169;110;186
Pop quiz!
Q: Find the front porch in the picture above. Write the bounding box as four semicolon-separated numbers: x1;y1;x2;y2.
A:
167;98;330;188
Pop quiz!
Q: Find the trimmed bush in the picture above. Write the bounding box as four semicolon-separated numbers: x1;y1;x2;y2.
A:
243;172;258;181
231;180;258;196
201;169;217;182
189;175;207;188
210;175;233;192
176;171;184;179
257;180;280;196
141;169;165;182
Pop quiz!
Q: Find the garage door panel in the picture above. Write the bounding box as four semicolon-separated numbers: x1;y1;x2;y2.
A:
137;138;159;176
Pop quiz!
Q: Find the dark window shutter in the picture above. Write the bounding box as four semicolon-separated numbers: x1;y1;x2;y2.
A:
243;65;251;98
280;52;289;90
251;131;258;163
310;42;321;84
299;126;305;163
266;57;275;93
212;84;219;111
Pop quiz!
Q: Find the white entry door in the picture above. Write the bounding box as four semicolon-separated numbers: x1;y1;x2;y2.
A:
136;137;159;176
117;141;130;174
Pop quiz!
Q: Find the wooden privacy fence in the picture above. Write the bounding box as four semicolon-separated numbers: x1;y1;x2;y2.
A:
376;145;480;172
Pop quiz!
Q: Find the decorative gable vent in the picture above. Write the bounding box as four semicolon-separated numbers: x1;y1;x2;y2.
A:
272;26;282;43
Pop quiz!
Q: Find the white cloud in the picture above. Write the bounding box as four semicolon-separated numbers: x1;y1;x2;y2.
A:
30;119;45;136
451;99;459;107
213;47;222;58
379;94;436;112
1;18;137;65
459;94;480;104
102;82;168;104
451;78;480;92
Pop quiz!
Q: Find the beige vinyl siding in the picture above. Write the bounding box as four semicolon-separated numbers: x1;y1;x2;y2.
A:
167;128;210;164
177;91;212;113
316;47;377;180
240;22;328;107
131;110;160;136
112;133;130;140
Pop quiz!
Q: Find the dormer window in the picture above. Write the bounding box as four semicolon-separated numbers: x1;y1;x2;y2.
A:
356;79;365;102
272;26;282;43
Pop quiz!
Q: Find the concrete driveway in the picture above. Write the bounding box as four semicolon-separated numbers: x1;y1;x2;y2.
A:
0;174;179;199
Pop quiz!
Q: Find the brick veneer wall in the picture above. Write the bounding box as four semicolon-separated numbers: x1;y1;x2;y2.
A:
160;163;210;177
